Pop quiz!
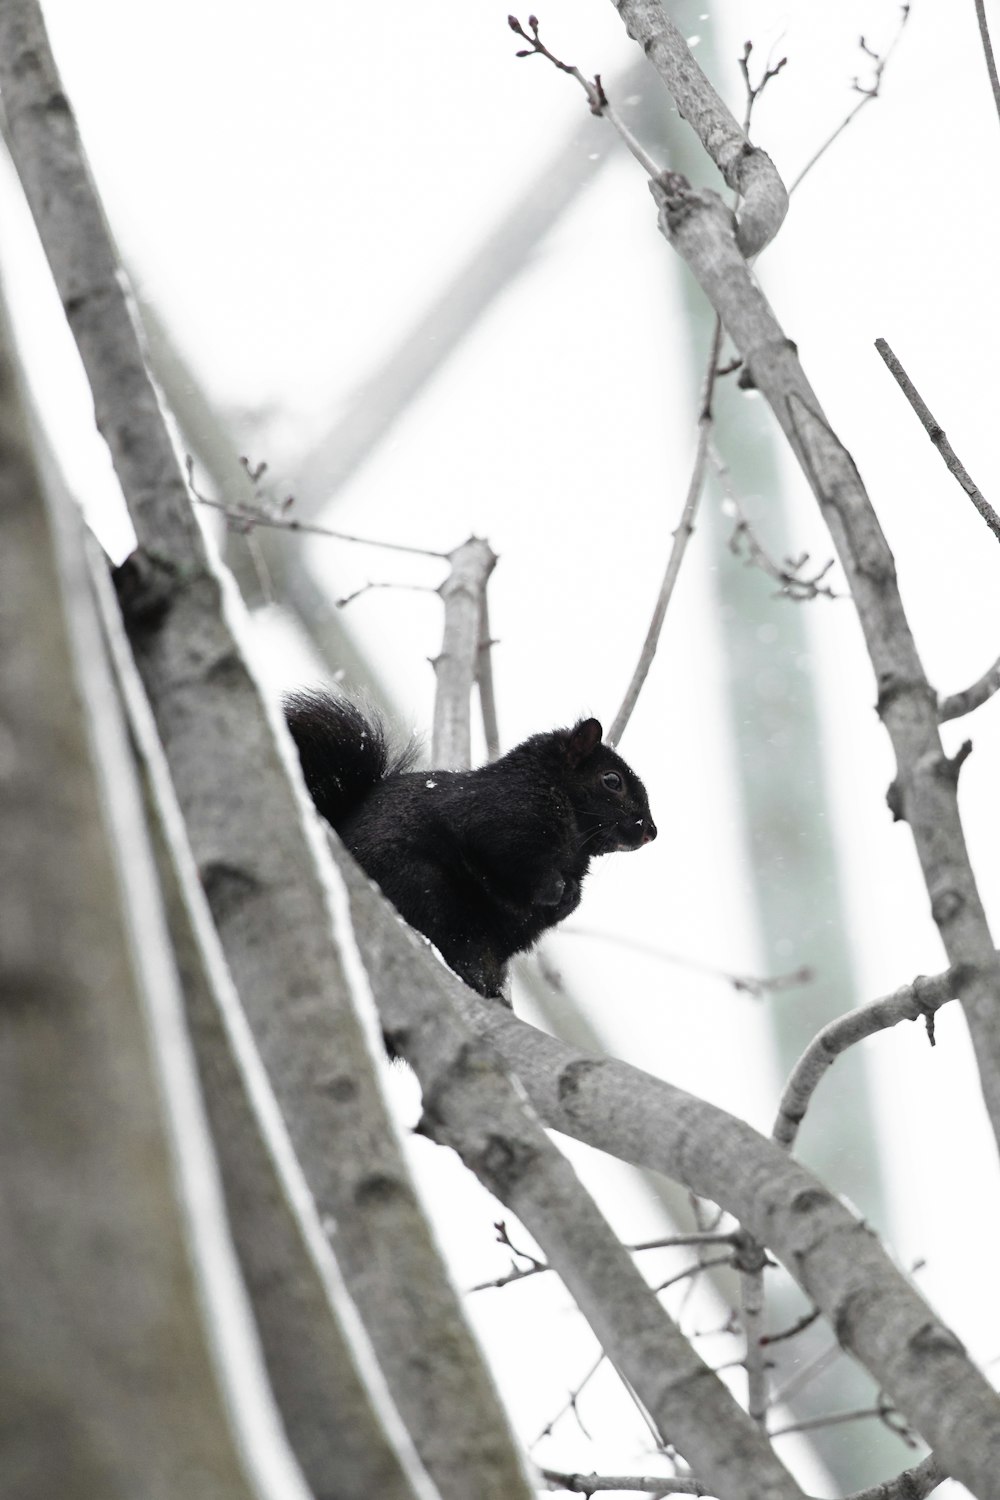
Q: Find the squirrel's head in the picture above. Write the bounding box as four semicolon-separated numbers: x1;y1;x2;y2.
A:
564;719;657;854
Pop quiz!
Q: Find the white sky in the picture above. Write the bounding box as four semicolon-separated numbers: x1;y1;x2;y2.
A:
3;2;1000;1494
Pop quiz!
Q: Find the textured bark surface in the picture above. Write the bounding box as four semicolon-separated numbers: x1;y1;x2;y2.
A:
0;288;278;1500
92;548;437;1500
610;0;788;254
649;175;1000;1166
340;849;807;1500
0;6;534;1495
466;999;1000;1500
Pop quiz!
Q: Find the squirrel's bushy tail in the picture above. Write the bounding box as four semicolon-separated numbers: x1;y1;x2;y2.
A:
284;690;415;828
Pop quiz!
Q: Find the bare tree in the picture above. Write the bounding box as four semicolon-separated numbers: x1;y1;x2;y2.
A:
2;2;1000;1499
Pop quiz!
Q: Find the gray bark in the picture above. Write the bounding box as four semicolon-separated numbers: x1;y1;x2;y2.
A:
339;851;806;1500
91;543;439;1500
650;174;1000;1167
0;277;305;1500
0;5;535;1494
466;996;1000;1500
609;0;788;254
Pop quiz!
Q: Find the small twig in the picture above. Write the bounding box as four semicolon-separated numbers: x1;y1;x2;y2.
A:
607;318;724;748
468;1220;548;1291
975;0;1000;134
738;39;788;136
714;448;838;600
770;1395;916;1446
760;1305;821;1347
653;1254;734;1295
628;1231;738;1253
542;1469;709;1496
939;653;1000;721
687;1312;741;1342
509;14;661;176
557;924;814;999
186;455;449;559
334;580;438;609
472;1228;739;1291
766;1340;841;1409
531;1350;606;1448
773;968;961;1149
788;8;910;196
875;338;1000;545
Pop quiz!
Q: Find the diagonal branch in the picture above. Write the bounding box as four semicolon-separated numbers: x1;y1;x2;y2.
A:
647;171;1000;1169
339;849;808;1500
0;7;534;1494
975;0;1000;135
460;993;1000;1499
875;338;1000;544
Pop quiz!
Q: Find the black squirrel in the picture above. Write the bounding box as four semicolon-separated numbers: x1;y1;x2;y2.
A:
284;689;657;998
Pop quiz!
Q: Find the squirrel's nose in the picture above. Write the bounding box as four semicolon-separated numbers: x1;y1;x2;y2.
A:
641;820;657;844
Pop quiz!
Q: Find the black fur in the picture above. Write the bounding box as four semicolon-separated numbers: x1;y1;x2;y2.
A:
285;690;656;998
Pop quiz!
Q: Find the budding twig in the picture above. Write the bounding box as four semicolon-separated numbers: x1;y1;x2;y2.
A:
788;8;911;196
508;14;661;177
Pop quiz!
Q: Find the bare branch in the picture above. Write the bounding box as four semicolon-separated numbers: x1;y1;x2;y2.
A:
533;1352;606;1448
760;1307;821;1348
769;1398;916;1447
509;14;661;175
650;170;1000;1176
541;1469;710;1496
975;0;1000;135
462;995;1000;1496
654;1254;734;1295
875;338;1000;543
610;0;788;254
0;8;535;1490
773;968;960;1149
847;1453;945;1500
432;536;497;767
607;319;722;747
629;1231;739;1252
939;653;1000;722
477;591;502;759
714;448;838;601
341;857;810;1498
560;924;813;998
738;40;788;136
788;10;911;196
187;456;449;559
334;580;438;609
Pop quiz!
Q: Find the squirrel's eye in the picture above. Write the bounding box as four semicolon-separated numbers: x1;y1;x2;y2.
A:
601;771;623;792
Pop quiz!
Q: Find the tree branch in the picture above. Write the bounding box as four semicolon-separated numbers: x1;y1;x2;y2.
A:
875;338;1000;544
339;853;808;1500
609;0;788;255
0;8;534;1493
607;318;721;747
647;171;1000;1167
773;968;960;1150
460;996;1000;1498
432;536;497;767
938;653;1000;722
975;0;1000;135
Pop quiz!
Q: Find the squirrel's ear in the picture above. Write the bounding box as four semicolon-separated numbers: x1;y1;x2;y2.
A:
566;718;603;766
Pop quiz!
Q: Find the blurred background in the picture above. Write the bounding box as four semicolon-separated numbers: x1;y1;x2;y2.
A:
2;1;998;1493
